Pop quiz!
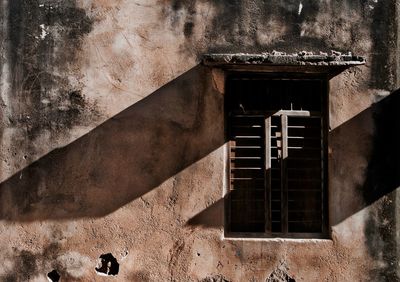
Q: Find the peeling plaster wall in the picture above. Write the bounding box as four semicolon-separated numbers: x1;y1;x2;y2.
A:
0;0;399;281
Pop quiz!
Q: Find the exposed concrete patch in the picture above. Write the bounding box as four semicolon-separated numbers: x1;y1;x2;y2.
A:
200;274;231;282
56;251;91;279
266;262;295;282
203;51;365;66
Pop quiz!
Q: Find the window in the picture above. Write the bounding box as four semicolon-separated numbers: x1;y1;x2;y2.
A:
226;73;328;238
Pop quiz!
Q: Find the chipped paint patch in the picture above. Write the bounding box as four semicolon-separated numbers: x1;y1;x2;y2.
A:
298;2;303;15
39;24;48;39
56;252;91;278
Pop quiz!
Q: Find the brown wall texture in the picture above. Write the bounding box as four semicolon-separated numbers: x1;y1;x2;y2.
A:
0;0;399;281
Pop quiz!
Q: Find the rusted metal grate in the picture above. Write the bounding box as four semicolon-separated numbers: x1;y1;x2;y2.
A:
227;74;328;238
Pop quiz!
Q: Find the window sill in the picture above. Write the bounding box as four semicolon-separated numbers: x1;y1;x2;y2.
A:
222;236;333;243
223;233;332;242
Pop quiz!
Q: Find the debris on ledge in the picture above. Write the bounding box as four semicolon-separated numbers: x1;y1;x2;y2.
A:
202;51;365;67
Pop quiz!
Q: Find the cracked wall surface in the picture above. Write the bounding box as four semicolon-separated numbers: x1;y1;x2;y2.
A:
0;0;399;281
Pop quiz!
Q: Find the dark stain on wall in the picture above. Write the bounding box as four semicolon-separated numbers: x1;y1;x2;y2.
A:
129;271;151;282
200;274;231;282
162;0;398;85
250;0;324;52
1;243;62;281
162;0;362;55
363;90;400;281
369;0;397;90
12;250;37;281
7;0;99;140
184;21;194;38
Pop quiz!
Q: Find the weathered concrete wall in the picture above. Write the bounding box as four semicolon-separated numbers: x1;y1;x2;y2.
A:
0;0;399;281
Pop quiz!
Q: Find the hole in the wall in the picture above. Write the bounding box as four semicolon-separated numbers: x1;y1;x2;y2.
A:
197;252;200;256
47;270;60;282
95;253;119;276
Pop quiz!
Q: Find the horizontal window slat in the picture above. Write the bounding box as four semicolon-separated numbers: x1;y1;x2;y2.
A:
231;151;263;158
287;125;319;129
288;200;322;210
232;146;263;149
288;138;321;148
232;125;262;128
287;146;321;150
231;178;264;180
232;135;263;138
288;222;322;233
288;148;322;158
288;211;321;221
231;157;262;159
288;188;321;192
230;127;264;136
288;116;322;125
230;160;264;168
231;167;263;170
231;170;264;178
233;137;264;147
287;169;322;180
231;199;265;202
288;127;321;138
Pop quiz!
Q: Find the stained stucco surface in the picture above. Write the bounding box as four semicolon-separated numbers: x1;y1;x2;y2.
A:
0;0;399;281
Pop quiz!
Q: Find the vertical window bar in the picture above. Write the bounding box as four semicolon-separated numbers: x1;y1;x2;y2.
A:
322;80;329;236
281;114;288;234
320;116;325;234
265;116;271;232
227;113;232;233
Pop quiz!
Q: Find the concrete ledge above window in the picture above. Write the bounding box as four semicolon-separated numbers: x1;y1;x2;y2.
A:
202;51;366;78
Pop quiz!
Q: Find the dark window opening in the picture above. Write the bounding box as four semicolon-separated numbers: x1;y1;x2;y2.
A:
226;73;328;238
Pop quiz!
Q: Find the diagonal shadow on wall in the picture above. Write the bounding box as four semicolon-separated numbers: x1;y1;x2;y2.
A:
0;65;226;221
329;89;400;281
329;89;400;226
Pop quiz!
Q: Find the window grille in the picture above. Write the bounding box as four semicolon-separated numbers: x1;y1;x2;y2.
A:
226;74;328;238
